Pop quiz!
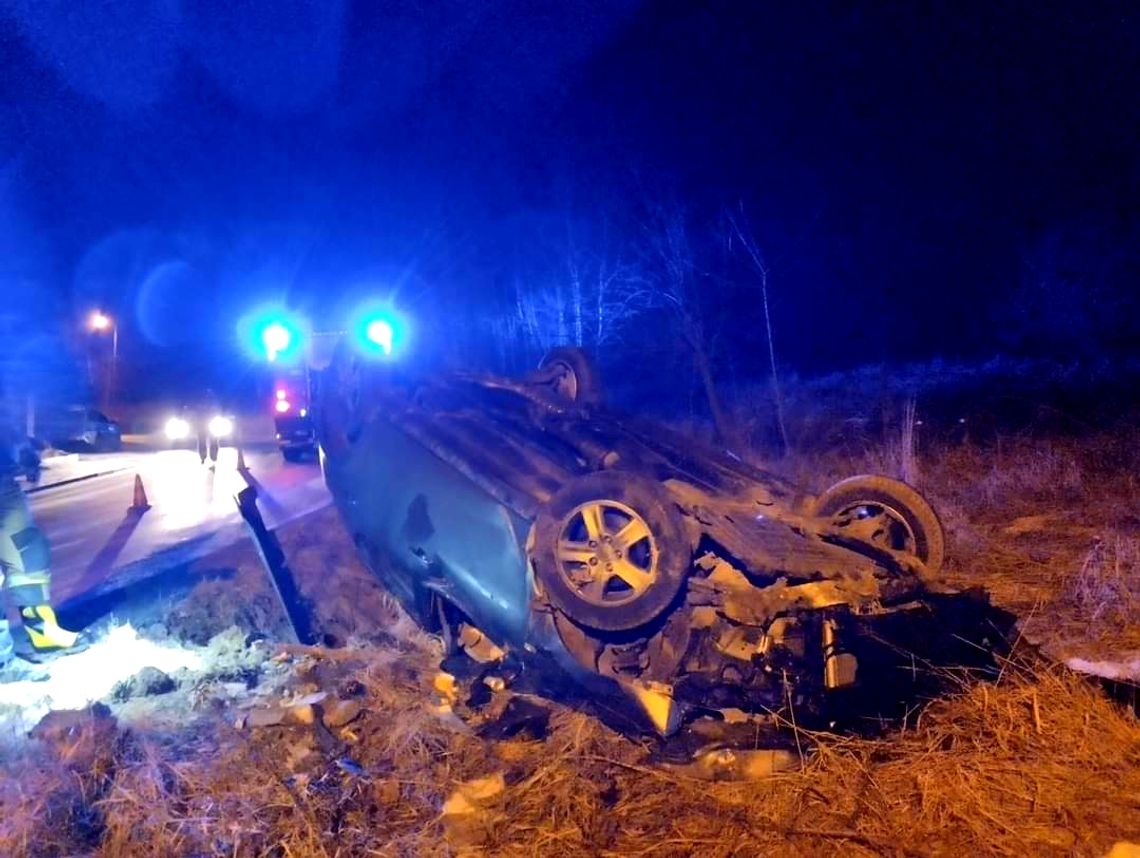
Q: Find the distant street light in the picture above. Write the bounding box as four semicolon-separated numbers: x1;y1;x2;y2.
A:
88;311;119;409
88;311;118;359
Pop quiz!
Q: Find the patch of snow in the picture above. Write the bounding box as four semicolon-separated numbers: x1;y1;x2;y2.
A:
0;623;203;735
1065;656;1140;682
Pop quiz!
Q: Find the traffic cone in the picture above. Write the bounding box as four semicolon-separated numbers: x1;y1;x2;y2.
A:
236;447;248;473
130;474;151;512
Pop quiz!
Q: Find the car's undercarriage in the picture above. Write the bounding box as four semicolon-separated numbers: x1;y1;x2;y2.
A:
316;346;1012;741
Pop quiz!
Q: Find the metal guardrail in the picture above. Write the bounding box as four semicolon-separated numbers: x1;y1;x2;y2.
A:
234;483;319;646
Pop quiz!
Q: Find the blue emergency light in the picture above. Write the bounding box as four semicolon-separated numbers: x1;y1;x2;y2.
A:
243;311;305;364
352;305;404;358
261;322;292;360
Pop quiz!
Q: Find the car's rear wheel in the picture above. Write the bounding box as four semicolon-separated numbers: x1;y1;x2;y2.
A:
531;471;691;632
532;347;603;407
811;475;945;576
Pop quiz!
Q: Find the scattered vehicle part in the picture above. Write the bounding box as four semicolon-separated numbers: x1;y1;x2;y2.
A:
242;702;317;728
316;342;1007;741
458;623;506;663
663;747;798;781
442;771;506;839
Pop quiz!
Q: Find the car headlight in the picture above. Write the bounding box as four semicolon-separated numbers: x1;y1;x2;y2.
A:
164;417;190;441
208;415;234;438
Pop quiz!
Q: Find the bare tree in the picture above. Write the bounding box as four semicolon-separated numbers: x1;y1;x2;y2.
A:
725;202;790;455
640;199;734;446
511;214;657;357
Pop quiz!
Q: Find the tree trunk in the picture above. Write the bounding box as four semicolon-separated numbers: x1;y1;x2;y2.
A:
686;331;733;449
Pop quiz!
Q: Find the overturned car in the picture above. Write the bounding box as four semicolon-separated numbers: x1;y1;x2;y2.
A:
315;346;1007;738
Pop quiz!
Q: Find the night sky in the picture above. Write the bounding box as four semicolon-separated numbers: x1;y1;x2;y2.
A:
1;0;1137;396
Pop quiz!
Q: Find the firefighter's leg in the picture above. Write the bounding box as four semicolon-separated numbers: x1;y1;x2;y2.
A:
0;564;17;663
0;479;80;652
0;609;13;665
0;604;48;680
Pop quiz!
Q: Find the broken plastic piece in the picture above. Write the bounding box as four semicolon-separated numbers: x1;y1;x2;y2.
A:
244;703;316;728
441;771;506;849
668;747;798;781
335;757;366;777
623;678;681;736
442;772;506;817
458;623;506;664
433;671;458;704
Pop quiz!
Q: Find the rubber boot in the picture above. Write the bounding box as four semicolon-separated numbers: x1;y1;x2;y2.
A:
0;619;42;682
20;605;82;654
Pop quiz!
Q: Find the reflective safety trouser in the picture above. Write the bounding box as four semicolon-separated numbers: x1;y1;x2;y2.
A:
0;476;52;663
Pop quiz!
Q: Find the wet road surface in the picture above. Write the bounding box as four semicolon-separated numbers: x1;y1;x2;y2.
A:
28;446;329;606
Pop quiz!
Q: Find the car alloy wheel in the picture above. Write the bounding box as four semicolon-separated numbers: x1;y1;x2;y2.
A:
532;471;691;632
555;499;658;609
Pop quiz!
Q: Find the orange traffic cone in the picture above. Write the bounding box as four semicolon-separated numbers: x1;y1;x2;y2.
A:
130;474;151;512
236;447;248;473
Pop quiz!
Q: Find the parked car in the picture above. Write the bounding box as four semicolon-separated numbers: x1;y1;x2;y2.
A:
42;405;123;451
315;344;1007;738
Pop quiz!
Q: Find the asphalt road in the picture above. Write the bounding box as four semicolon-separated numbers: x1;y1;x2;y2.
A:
27;445;330;607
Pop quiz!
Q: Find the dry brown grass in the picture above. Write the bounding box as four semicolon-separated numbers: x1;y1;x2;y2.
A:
3;632;1138;858
1070;535;1140;636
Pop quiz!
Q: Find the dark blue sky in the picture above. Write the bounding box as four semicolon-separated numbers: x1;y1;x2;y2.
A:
1;0;1137;387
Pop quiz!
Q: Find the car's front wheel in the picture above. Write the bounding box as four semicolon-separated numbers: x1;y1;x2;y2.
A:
531;471;691;632
811;474;945;576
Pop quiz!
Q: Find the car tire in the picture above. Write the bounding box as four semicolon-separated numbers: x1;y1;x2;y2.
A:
531;471;691;632
534;347;603;407
811;474;945;576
